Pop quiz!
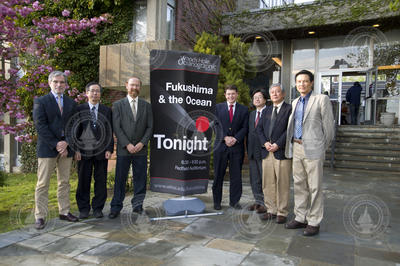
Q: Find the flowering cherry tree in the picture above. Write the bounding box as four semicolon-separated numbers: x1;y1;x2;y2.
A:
0;0;110;142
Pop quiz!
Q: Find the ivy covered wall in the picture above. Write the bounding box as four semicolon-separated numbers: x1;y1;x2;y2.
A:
222;0;400;35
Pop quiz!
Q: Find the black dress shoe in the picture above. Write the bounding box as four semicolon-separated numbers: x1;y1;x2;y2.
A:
261;213;277;220
276;215;287;224
93;210;104;218
214;204;221;210
59;213;79;222
132;207;143;214
108;211;120;219
35;218;45;230
303;225;320;236
229;203;242;210
285;220;307;229
256;205;267;214
247;203;258;211
79;211;89;219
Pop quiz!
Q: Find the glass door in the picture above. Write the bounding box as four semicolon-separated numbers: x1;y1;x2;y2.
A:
319;71;342;125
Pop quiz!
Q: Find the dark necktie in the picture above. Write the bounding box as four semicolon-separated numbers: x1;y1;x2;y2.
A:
91;106;97;127
255;111;260;127
269;106;278;139
229;104;233;123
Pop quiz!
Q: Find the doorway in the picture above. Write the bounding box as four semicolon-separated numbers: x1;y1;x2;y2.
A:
318;68;373;125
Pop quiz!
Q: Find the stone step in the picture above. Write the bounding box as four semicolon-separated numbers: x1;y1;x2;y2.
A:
327;148;400;157
331;153;400;163
336;137;400;145
337;125;400;133
333;143;400;150
324;160;400;172
323;167;400;178
336;131;400;139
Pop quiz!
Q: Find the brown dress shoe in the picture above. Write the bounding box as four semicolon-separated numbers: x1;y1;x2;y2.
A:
35;218;45;230
276;215;287;224
285;220;307;229
59;213;79;222
247;203;258;211
256;205;267;214
261;213;277;220
303;225;320;236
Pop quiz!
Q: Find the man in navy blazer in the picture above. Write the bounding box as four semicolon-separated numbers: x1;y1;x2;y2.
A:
33;70;78;229
213;84;249;210
257;83;292;224
74;82;114;219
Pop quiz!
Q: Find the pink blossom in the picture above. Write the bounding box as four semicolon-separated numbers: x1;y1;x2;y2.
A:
62;9;70;17
32;1;43;11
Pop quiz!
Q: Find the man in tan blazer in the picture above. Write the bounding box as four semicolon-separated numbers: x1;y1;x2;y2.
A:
285;70;334;236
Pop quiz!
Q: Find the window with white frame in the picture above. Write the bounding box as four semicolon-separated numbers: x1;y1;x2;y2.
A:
130;1;147;42
259;0;294;8
259;0;317;8
167;0;175;40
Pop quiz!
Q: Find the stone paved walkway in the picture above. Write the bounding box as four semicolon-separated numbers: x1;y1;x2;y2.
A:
1;168;400;265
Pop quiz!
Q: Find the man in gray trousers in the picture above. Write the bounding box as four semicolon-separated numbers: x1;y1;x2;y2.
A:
109;76;153;218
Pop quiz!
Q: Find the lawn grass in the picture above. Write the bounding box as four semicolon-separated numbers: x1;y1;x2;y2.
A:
0;172;80;233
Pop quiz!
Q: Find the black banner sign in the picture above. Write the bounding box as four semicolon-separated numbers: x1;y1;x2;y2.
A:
150;50;221;195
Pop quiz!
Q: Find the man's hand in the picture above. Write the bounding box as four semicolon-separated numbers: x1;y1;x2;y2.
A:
224;136;237;147
268;143;279;152
105;151;112;159
126;143;135;154
56;141;68;154
132;142;144;153
264;142;272;150
74;151;81;161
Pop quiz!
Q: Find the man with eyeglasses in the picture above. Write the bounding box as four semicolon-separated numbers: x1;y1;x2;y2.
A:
33;70;78;229
74;82;114;219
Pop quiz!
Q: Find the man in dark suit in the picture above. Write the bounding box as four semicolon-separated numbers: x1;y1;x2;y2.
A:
257;83;292;224
246;89;267;214
213;84;249;210
33;70;79;230
74;82;114;219
109;77;153;218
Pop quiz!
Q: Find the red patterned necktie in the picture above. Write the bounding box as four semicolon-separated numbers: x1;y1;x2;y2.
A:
255;111;260;127
229;104;233;123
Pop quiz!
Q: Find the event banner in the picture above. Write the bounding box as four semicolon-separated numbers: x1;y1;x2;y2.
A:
150;50;221;195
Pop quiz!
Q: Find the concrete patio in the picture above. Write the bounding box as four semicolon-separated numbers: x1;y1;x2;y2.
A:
0;168;399;265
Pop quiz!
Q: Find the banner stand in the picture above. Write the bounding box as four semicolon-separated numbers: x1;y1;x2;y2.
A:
149;197;223;221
